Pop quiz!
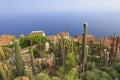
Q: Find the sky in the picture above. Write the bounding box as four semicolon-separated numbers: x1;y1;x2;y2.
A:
0;0;120;15
0;0;120;37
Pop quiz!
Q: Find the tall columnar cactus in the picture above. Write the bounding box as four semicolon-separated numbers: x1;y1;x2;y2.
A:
102;49;109;66
109;33;115;62
115;36;119;58
14;39;24;76
29;47;36;74
99;37;105;65
0;46;13;80
71;41;74;53
0;62;7;80
60;36;65;66
80;22;88;73
99;39;103;65
0;46;6;61
57;35;65;66
85;45;88;71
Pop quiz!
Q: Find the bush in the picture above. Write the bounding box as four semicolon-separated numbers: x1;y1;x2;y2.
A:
20;35;48;48
33;48;40;58
81;69;112;80
36;73;50;80
81;71;98;80
93;69;112;80
52;76;60;80
5;44;15;48
112;62;120;73
87;62;95;70
100;67;119;79
87;55;100;66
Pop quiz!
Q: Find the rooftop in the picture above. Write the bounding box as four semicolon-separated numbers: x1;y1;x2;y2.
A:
31;30;44;33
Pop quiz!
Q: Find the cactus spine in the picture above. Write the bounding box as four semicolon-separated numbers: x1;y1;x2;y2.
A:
14;39;24;76
80;22;88;73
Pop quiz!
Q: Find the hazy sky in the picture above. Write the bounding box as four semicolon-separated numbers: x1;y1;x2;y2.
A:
0;0;120;37
0;0;120;14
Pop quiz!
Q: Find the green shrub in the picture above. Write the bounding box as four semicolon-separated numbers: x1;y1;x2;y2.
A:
93;69;112;80
100;67;119;79
81;71;98;80
36;73;50;80
52;76;60;80
87;62;95;70
112;62;120;73
81;69;112;80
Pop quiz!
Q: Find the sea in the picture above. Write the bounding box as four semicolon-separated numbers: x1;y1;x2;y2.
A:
0;12;120;38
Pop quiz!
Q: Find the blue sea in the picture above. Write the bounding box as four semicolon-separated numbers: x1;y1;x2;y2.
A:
0;12;120;38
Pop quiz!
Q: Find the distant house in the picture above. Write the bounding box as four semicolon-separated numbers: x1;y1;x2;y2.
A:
1;34;15;40
30;30;46;36
71;34;95;44
0;34;15;46
86;34;95;44
71;37;81;43
20;34;25;38
60;32;70;39
47;34;61;44
47;32;70;44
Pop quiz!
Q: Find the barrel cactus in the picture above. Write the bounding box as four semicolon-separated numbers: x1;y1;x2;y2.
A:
24;69;32;80
36;73;50;80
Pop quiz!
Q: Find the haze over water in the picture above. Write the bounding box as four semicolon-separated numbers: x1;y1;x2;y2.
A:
0;0;120;38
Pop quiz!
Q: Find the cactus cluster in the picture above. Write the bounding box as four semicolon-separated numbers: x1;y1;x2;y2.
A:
109;34;119;64
54;36;71;67
1;22;119;80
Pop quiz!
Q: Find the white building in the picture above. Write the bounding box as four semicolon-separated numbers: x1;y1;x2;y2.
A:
30;30;46;36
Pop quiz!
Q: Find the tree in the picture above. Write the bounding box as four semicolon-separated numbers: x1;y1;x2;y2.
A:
20;35;48;48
